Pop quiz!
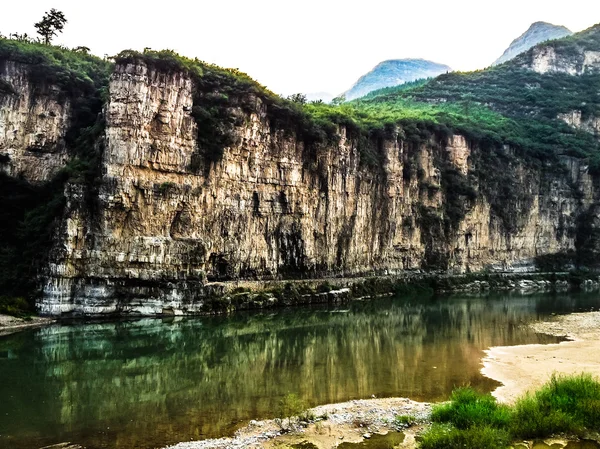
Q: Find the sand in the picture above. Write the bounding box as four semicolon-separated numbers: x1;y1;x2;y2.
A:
481;311;600;403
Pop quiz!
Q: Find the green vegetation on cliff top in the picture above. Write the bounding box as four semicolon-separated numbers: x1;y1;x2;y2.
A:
355;24;600;162
5;23;596;172
3;23;600;166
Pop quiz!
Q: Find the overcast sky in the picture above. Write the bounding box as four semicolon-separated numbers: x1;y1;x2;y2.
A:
2;1;600;96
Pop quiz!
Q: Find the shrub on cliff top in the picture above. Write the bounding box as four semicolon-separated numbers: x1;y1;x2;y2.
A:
114;49;203;78
0;37;111;100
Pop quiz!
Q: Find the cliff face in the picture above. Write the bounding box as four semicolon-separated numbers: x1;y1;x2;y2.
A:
558;110;600;139
37;61;599;315
0;61;71;182
527;46;600;75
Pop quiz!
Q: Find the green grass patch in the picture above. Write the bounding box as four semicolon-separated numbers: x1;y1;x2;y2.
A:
512;373;600;438
420;374;600;449
431;387;512;430
395;414;417;426
420;423;510;449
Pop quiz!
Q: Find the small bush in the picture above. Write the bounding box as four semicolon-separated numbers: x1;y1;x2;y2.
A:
275;393;309;430
0;296;32;317
510;395;578;438
316;282;333;293
421;375;600;448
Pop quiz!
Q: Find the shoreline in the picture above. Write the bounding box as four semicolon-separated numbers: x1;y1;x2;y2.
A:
481;311;600;403
0;314;56;336
5;271;597;329
39;270;596;317
2;271;592;340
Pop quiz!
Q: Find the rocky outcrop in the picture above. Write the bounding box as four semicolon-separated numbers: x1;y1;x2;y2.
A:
37;61;600;315
558;110;600;138
0;60;71;182
528;46;600;75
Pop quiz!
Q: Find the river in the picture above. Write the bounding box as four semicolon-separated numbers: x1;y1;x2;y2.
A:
1;292;599;449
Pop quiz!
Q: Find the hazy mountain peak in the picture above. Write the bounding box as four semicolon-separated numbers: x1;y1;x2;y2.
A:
493;21;572;66
344;59;451;101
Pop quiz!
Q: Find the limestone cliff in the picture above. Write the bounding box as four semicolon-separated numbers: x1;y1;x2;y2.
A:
37;60;599;315
558;110;600;139
0;60;71;182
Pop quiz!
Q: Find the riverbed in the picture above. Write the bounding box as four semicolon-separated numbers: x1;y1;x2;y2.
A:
1;292;599;449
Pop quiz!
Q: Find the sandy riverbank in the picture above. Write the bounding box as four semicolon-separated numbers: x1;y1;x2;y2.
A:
0;313;56;336
482;311;600;403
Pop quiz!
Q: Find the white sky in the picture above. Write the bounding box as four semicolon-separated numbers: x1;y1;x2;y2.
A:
1;1;600;96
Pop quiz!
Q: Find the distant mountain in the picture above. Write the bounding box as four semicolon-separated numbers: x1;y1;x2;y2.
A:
344;59;451;101
493;21;572;66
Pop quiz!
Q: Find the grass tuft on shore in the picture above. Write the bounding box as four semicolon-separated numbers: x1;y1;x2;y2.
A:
420;373;600;449
431;386;512;430
420;423;510;449
512;373;600;438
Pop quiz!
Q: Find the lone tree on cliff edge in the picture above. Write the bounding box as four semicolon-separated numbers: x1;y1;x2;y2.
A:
35;9;67;45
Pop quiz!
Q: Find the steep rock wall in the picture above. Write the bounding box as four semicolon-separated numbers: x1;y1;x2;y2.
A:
525;45;600;75
558;110;600;139
0;60;71;182
39;62;598;315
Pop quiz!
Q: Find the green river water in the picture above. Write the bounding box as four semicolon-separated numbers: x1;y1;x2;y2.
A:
1;292;599;449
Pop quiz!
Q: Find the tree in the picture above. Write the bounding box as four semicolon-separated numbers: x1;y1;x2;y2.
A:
34;9;67;45
331;95;346;106
287;93;307;104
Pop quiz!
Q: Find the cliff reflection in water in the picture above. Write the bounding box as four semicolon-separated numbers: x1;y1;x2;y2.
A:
1;292;598;449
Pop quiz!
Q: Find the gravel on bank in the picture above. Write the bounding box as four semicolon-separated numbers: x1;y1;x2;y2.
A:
164;397;432;449
0;314;56;336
